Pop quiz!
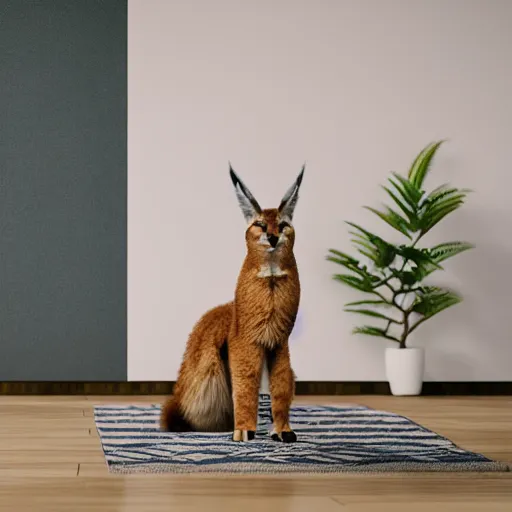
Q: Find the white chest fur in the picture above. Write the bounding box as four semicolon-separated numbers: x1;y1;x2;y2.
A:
257;262;287;278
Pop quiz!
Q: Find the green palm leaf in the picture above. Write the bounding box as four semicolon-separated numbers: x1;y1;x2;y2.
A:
426;184;461;205
346;222;398;266
396;246;443;270
417;185;470;234
326;251;387;290
364;206;413;238
349;234;379;262
417;188;469;235
429;241;475;264
411;287;461;319
327;249;359;263
345;221;377;240
400;270;419;286
344;299;393;307
344;308;399;323
352;326;400;342
333;274;374;292
391;173;422;207
382;184;417;225
326;250;360;270
326;256;362;274
427;193;466;214
387;176;418;211
420;202;465;235
351;238;378;259
408;140;445;189
392;246;443;284
412;242;474;280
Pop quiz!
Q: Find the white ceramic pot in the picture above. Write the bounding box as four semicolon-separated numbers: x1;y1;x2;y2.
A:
385;347;425;396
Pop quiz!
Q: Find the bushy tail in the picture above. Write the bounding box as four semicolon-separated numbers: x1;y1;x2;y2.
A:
160;397;192;432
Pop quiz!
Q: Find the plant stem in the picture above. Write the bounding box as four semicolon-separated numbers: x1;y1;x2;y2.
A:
399;311;410;349
373;273;395;290
383;281;397;295
408;316;427;335
410;232;423;249
372;290;392;304
395;232;422;347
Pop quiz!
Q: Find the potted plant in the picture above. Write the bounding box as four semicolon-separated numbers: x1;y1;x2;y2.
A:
326;140;474;395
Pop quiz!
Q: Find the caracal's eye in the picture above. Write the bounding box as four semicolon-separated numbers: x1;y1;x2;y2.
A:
253;221;267;232
278;221;290;232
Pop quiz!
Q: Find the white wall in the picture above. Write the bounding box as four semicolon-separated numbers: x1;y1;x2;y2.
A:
128;0;512;381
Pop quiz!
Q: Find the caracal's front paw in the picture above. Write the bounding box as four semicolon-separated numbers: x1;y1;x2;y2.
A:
232;429;256;442
270;429;297;443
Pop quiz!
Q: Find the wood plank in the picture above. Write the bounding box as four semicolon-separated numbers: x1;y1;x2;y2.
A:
341;502;511;511
0;463;77;478
55;473;512;500
0;418;93;430
0;437;101;451
0;481;345;512
0;428;91;438
0;450;104;464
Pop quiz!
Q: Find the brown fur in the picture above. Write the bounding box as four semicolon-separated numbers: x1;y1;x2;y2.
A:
161;169;303;442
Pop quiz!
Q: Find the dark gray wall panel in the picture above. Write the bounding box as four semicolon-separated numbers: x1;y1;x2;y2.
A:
0;0;127;380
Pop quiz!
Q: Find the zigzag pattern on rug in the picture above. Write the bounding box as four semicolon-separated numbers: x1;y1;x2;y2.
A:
94;394;510;474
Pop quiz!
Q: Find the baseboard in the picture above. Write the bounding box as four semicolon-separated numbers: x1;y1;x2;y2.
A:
1;381;511;395
296;381;512;395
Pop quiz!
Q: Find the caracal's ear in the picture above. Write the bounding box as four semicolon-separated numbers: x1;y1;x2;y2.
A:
278;165;305;222
229;164;262;223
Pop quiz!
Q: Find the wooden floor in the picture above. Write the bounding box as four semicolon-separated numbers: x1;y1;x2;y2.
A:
0;395;510;511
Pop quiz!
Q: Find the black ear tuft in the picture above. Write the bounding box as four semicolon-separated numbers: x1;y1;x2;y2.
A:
278;165;305;220
295;164;305;187
229;163;239;187
229;163;262;222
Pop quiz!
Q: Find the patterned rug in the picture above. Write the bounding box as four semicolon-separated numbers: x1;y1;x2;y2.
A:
94;395;510;474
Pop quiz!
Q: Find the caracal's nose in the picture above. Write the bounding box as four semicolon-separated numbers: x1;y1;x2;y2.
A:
268;234;279;248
